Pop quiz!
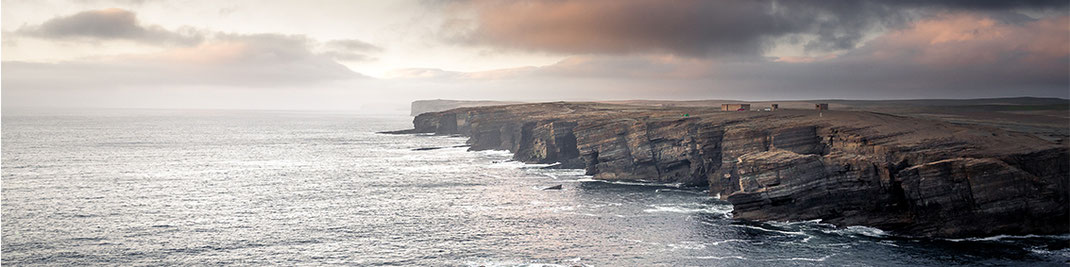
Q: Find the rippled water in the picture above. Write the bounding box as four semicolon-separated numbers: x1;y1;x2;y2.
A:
3;110;1068;266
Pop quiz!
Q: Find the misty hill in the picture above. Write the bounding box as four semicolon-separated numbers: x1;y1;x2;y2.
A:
410;99;524;116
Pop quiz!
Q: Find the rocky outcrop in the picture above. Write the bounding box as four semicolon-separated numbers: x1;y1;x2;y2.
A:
386;102;1069;238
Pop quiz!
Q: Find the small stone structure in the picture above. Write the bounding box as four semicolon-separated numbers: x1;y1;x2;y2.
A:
722;104;751;111
815;103;829;111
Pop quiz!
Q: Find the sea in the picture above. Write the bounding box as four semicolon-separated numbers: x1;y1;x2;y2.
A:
2;109;1068;266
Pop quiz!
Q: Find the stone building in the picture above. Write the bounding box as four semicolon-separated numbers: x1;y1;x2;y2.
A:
721;104;751;111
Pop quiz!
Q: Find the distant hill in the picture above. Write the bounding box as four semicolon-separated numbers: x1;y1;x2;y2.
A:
410;99;524;116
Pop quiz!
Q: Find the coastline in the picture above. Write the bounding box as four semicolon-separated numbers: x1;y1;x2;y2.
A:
385;102;1070;238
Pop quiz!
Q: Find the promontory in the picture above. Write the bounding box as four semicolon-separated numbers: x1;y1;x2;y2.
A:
385;101;1069;238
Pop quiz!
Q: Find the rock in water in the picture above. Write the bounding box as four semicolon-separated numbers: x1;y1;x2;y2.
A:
386;102;1069;238
412;147;444;151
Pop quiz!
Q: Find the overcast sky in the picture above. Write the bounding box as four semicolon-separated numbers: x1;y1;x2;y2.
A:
2;0;1067;113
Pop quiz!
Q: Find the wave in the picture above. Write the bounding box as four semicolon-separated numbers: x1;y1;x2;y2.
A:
517;163;559;169
943;233;1070;242
654;188;706;195
810;225;888;238
463;262;573;267
667;241;707;250
729;224;807;236
757;254;833;262
1028;247;1070;257
642;204;732;216
476;149;515;157
542;205;578;212
765;220;887;238
709;239;749;246
689;255;747;260
840;226;888;237
762;219;1067;245
531;169;588;179
485;160;534;169
574;177;686;188
688;254;832;262
464;257;586;267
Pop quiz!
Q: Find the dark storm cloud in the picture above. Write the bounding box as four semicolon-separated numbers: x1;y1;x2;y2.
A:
704;56;1069;99
15;8;203;45
892;0;1068;10
442;0;1067;57
401;12;1070;99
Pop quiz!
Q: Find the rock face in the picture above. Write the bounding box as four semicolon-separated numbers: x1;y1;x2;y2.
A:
386;102;1069;238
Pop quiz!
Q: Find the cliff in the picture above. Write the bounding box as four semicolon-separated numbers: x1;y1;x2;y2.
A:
385;102;1069;238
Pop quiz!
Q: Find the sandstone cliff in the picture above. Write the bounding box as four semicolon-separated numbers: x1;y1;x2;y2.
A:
385;102;1069;238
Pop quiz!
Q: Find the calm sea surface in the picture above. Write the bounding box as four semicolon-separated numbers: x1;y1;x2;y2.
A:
3;110;1068;266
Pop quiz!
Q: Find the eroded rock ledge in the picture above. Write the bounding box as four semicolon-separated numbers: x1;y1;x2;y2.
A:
385;102;1069;238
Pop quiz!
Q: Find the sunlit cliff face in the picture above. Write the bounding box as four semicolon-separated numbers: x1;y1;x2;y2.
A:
2;0;1067;112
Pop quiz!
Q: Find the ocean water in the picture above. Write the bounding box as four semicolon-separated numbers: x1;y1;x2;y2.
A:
2;110;1068;266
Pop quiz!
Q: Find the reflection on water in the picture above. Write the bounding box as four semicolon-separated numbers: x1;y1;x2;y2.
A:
2;110;1067;266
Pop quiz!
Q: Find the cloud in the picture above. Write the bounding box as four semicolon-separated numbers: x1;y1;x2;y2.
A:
383;66;534;80
535;55;714;79
387;55;713;81
439;0;1067;58
318;39;383;62
442;1;789;57
3;8;387;90
325;39;382;52
385;68;467;79
849;13;1068;69
14;8;203;45
392;12;1068;99
753;12;1070;98
892;0;1069;10
3;33;364;90
812;12;1070;96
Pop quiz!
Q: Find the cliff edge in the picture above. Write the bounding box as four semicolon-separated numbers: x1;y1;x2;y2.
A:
385;102;1069;238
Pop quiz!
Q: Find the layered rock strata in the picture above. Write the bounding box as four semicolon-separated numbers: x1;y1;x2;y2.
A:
385;102;1069;238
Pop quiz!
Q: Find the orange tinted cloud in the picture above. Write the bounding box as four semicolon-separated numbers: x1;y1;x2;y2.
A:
858;13;1069;67
446;0;1069;61
446;0;799;56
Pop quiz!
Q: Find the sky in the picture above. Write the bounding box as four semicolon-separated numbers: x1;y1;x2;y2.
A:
2;0;1068;113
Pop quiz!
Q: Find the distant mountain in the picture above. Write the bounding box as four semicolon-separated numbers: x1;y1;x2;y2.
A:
410;99;524;116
